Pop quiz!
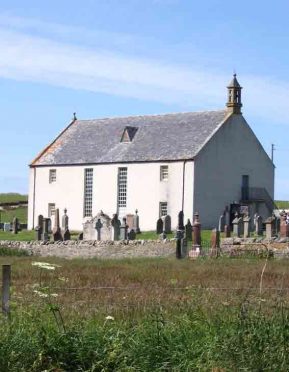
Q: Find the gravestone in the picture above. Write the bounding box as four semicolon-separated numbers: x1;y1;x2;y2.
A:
189;246;200;259
156;218;163;234
41;218;50;242
185;219;192;241
176;237;187;259
232;213;242;237
126;214;134;230
95;218;103;241
12;217;19;234
128;229;136;240
243;215;251;238
162;215;171;234
256;215;263;236
224;224;231;237
47;218;52;233
120;217;128;240
35;214;43;240
210;228;220;257
61;208;69;230
218;214;225;232
111;214;121;240
265;216;275;239
61;209;71;241
192;212;201;248
83;211;112;240
52;208;62;241
133;209;140;233
3;223;10;232
63;229;71;241
280;215;289;238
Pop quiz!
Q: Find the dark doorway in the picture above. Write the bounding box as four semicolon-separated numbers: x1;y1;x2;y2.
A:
242;175;249;200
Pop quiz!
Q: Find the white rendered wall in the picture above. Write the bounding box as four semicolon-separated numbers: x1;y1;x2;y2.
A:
28;161;194;231
193;114;274;229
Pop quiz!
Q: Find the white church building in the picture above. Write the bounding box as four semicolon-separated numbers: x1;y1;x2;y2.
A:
28;75;274;231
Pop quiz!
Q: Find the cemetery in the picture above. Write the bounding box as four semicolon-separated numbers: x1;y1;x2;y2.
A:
1;203;289;259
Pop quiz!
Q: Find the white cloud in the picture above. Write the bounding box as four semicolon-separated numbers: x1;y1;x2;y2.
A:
0;14;289;125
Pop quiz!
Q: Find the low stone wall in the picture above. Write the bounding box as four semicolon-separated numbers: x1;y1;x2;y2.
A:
221;237;289;258
0;239;176;259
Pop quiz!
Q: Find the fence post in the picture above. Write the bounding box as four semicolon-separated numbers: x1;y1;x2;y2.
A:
2;265;11;317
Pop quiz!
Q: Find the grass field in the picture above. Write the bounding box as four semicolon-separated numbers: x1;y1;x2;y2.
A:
0;193;28;203
0;256;288;370
275;200;289;209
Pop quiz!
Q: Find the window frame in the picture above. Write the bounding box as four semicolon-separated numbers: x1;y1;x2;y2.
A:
83;168;94;217
49;169;57;183
48;203;56;217
160;165;169;181
159;202;168;218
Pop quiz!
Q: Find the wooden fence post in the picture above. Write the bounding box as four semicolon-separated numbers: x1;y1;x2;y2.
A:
2;265;11;317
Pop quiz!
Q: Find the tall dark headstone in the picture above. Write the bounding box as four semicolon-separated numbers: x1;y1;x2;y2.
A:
42;218;50;242
120;218;128;240
35;214;43;240
156;218;163;234
185;219;192;241
95;218;103;241
162;215;171;234
128;229;136;240
52;208;62;242
111;214;121;241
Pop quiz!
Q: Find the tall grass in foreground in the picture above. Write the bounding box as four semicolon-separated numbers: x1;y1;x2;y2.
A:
0;257;288;370
0;300;288;371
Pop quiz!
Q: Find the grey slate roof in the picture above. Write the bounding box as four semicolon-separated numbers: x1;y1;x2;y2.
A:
32;110;229;166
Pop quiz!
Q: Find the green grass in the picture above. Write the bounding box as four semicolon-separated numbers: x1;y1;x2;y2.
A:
0;193;28;203
0;206;27;224
275;200;289;209
0;257;288;370
0;230;34;241
0;228;211;242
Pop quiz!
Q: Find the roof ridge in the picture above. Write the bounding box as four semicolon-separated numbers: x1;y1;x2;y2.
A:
77;109;226;122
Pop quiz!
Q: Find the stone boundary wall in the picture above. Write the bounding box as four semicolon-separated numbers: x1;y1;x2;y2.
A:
0;239;176;259
221;237;289;258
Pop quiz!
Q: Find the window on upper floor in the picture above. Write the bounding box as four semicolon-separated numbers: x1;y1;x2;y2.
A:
49;169;57;183
160;165;168;181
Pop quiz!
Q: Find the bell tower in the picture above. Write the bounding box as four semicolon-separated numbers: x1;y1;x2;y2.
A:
226;74;242;114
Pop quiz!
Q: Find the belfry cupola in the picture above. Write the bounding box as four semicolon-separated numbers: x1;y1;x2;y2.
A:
226;74;242;114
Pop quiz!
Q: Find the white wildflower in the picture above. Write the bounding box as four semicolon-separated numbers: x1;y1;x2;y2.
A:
50;293;58;297
32;262;61;270
58;276;69;282
105;315;114;321
33;290;49;298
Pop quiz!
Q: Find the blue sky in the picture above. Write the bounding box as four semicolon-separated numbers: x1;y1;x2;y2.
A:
0;0;288;199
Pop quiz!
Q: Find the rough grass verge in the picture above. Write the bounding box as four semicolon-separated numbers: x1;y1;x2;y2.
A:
0;302;288;371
